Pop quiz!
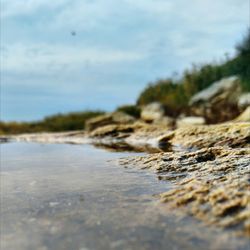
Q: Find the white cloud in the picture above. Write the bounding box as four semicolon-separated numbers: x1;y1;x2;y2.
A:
1;43;145;74
1;0;69;18
2;0;248;74
1;0;249;120
124;0;173;14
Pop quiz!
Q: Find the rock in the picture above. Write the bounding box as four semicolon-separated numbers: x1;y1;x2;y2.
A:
189;76;242;123
85;114;113;131
190;76;241;105
85;112;135;131
152;116;175;127
127;122;250;152
171;122;250;149
176;116;205;128
125;124;174;152
90;124;132;138
89;122;145;138
88;121;250;153
141;102;165;122
112;111;135;123
234;107;250;122
119;147;250;235
238;93;250;109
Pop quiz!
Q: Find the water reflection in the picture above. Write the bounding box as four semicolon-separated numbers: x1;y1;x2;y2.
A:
1;143;249;250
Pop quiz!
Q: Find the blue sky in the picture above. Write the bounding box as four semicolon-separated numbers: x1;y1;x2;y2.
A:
1;0;249;121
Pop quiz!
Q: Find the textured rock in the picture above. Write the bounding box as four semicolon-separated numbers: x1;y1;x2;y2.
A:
176;116;205;128
141;102;165;122
125;122;250;152
189;76;242;123
89;122;250;152
89;122;145;138
119;147;250;235
170;122;250;150
85;112;135;131
117;122;250;235
190;76;241;105
152;116;175;127
112;111;136;124
85;114;113;131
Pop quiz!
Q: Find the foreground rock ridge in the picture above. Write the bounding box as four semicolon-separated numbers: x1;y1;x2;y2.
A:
116;122;249;236
86;119;250;236
119;147;250;236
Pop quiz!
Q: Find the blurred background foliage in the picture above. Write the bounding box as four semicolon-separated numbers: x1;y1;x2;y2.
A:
116;105;141;118
137;29;250;115
0;111;104;135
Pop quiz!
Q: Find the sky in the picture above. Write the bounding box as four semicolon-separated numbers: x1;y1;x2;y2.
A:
1;0;249;121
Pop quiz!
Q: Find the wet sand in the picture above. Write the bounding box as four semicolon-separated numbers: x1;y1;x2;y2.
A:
1;143;249;250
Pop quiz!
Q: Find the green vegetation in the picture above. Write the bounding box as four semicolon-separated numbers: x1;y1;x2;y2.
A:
137;29;250;114
116;105;141;118
0;111;104;135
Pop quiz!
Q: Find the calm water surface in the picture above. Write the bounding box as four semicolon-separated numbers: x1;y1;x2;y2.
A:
1;143;249;250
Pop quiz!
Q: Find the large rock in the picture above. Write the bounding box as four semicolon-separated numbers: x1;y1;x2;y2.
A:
85;112;135;131
189;76;242;123
141;102;165;122
238;93;250;110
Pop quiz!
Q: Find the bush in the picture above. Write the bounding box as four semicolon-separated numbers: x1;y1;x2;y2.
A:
137;79;188;117
0;110;104;135
137;30;250;113
116;105;141;118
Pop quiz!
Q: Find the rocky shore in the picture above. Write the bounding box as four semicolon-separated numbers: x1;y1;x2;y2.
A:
1;76;250;237
119;146;250;236
3;121;249;236
90;121;250;236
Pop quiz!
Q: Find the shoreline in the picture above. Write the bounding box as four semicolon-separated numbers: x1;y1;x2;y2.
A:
1;122;250;236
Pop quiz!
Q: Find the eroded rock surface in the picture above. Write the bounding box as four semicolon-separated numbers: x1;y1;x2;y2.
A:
89;121;250;152
189;76;242;123
176;116;205;128
119;147;250;236
116;122;250;236
85;112;135;131
141;102;165;122
170;122;250;149
125;122;250;152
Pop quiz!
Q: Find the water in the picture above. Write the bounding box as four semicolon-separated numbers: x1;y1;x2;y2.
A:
1;142;249;250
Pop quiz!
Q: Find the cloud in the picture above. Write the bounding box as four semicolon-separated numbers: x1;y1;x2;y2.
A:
1;0;69;18
1;43;145;74
1;0;249;120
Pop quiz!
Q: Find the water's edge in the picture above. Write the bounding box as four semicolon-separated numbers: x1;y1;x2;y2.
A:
1;142;249;250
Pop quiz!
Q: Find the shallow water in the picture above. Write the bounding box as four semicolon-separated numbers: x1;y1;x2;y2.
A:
1;142;249;250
